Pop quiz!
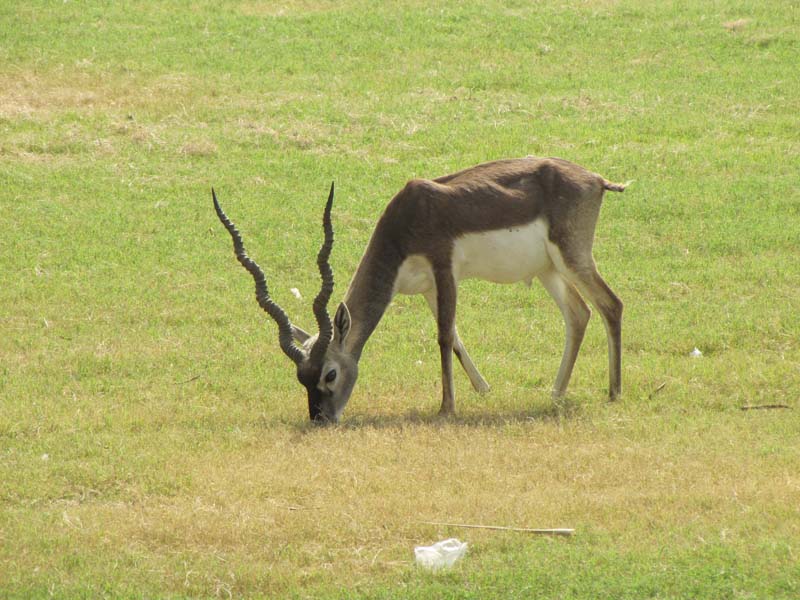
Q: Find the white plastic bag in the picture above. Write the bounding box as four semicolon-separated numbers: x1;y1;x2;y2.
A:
414;538;468;570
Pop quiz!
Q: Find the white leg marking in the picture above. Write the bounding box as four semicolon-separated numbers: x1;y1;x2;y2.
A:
545;240;622;400
538;268;590;398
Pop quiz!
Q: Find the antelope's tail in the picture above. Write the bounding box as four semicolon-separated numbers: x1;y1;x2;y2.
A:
602;179;633;193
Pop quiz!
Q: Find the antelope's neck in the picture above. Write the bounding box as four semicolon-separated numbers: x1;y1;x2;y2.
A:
342;232;404;361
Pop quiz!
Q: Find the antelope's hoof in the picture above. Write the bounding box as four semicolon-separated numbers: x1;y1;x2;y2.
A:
474;381;491;394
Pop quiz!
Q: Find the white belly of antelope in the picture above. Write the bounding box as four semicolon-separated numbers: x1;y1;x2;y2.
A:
453;219;551;285
392;219;553;295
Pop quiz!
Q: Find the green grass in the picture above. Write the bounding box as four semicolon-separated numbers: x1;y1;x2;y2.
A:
1;0;799;597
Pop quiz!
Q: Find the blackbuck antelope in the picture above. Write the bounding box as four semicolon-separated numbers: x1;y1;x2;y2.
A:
213;156;627;423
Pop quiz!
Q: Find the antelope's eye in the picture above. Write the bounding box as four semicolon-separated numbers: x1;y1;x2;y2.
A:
325;369;337;384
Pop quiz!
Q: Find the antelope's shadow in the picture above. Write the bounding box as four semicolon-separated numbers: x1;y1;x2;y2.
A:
290;395;587;433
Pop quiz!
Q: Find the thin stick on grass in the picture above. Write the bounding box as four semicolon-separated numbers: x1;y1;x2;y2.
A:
422;521;574;536
740;404;791;411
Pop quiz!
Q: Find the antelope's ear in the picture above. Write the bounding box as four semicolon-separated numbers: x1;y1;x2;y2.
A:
292;325;312;344
333;302;351;346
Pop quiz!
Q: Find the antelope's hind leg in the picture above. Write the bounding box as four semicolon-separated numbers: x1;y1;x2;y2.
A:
423;292;491;394
574;266;622;399
538;268;591;399
546;196;623;401
556;261;623;400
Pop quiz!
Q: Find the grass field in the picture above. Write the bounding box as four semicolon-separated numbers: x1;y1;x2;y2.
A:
1;0;799;597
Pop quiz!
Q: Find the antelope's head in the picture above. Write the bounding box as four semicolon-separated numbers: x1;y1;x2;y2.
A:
213;184;358;423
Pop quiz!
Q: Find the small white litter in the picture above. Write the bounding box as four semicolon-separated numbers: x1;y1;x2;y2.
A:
690;347;703;358
414;538;468;570
290;287;302;300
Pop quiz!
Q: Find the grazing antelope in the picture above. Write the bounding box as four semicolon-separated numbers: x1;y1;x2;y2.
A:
213;156;627;423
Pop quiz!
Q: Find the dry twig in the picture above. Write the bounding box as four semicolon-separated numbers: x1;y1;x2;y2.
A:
648;382;667;399
422;521;574;536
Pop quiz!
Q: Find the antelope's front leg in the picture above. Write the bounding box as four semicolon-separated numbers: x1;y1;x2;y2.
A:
434;268;457;415
423;291;490;394
438;343;456;415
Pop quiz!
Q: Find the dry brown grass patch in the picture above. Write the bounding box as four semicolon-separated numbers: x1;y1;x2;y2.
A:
179;139;218;157
0;70;205;126
723;18;751;32
239;0;374;17
0;72;122;121
16;411;793;594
